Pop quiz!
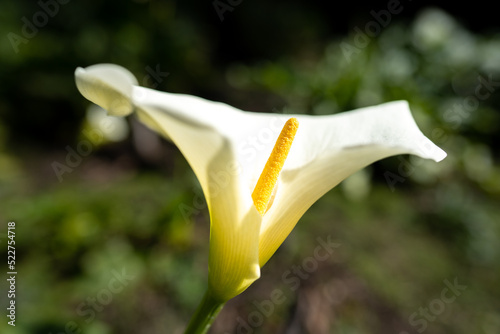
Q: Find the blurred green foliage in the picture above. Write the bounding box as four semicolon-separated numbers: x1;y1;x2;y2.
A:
0;1;499;333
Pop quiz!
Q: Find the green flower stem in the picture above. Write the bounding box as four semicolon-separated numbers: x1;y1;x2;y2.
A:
184;290;225;334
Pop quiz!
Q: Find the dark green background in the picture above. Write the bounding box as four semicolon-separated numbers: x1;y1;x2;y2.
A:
1;1;499;333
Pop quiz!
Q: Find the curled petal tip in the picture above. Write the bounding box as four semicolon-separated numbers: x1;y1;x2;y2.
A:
74;64;138;117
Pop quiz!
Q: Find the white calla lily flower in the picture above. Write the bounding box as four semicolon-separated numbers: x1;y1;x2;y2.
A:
75;63;446;303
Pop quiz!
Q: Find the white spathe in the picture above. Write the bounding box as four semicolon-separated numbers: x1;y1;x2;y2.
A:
75;64;446;301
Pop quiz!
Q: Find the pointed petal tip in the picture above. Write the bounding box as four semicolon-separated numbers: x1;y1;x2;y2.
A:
381;100;447;163
433;148;447;162
415;137;447;162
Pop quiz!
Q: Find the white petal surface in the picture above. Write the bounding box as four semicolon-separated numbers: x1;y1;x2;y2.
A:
75;64;138;116
75;65;263;301
75;64;447;300
258;101;446;266
133;103;263;301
